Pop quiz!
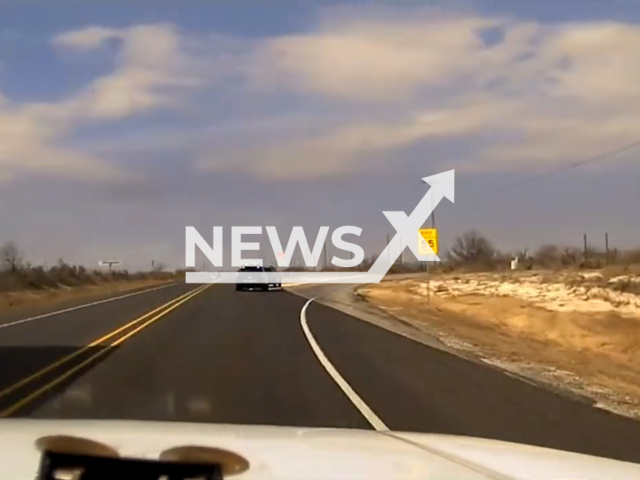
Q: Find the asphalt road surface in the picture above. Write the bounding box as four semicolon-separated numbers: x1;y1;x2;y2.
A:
2;282;640;463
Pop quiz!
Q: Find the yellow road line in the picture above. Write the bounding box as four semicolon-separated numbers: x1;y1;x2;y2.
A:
0;283;211;418
0;285;207;404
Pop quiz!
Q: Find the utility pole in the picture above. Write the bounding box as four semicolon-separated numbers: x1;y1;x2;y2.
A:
583;233;588;264
605;232;610;265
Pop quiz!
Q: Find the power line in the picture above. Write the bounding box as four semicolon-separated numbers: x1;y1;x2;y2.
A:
493;139;640;194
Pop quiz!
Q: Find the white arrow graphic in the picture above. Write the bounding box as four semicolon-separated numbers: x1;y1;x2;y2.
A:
186;169;455;285
368;169;455;278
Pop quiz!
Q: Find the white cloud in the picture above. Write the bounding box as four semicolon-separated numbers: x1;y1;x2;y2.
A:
51;24;204;120
541;22;640;103
0;105;131;182
235;12;640;175
53;25;122;51
198;103;503;180
7;13;640;186
0;23;209;185
248;16;501;102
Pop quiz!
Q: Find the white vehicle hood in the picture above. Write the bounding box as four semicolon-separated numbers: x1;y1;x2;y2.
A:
1;419;640;480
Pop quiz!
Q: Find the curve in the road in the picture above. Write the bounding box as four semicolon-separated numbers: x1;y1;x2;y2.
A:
300;298;389;432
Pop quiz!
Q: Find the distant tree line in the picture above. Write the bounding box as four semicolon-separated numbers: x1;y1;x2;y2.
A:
441;230;640;272
0;241;177;293
381;230;640;274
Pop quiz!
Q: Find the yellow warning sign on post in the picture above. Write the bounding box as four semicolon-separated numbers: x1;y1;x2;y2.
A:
418;228;439;255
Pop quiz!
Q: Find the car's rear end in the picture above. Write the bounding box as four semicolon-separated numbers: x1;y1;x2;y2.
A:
236;266;268;291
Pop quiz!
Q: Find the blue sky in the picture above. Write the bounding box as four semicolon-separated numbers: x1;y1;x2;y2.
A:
0;0;639;270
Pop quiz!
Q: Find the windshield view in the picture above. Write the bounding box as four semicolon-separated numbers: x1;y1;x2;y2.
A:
1;0;640;478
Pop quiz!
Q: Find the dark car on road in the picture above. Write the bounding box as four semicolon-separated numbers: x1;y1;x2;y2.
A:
236;265;282;291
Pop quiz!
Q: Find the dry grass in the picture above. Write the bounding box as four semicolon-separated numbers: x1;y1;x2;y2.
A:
359;270;640;419
0;259;183;312
0;264;177;293
0;278;173;311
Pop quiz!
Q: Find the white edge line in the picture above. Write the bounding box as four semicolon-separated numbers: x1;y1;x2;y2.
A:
0;282;180;330
300;298;389;431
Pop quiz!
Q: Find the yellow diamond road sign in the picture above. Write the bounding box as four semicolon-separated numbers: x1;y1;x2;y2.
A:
418;228;438;255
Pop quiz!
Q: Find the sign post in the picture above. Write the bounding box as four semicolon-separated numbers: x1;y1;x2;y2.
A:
99;260;121;272
418;228;438;304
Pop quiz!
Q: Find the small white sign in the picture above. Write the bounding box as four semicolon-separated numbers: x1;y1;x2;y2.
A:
99;261;121;266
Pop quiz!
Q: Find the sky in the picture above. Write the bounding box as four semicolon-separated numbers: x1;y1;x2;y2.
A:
0;0;639;271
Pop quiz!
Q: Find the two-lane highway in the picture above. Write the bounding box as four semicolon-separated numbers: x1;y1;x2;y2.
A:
0;283;203;415
26;285;369;428
2;283;640;464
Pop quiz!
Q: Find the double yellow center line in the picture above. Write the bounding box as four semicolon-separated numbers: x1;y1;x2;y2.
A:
0;284;211;417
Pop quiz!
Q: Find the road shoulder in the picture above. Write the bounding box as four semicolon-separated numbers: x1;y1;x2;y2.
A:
285;281;603;410
0;280;176;327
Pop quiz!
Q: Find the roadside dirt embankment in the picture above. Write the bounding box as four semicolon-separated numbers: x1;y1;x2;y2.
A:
358;270;640;420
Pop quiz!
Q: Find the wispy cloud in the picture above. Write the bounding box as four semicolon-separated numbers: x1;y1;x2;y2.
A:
213;11;640;177
247;15;501;102
3;8;640;185
51;24;207;120
0;23;209;185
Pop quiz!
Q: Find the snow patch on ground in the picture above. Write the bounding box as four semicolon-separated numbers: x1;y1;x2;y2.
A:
416;272;640;318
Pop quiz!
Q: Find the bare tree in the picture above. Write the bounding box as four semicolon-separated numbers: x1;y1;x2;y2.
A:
623;248;640;264
0;241;24;273
534;244;560;267
447;230;496;265
560;246;582;267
